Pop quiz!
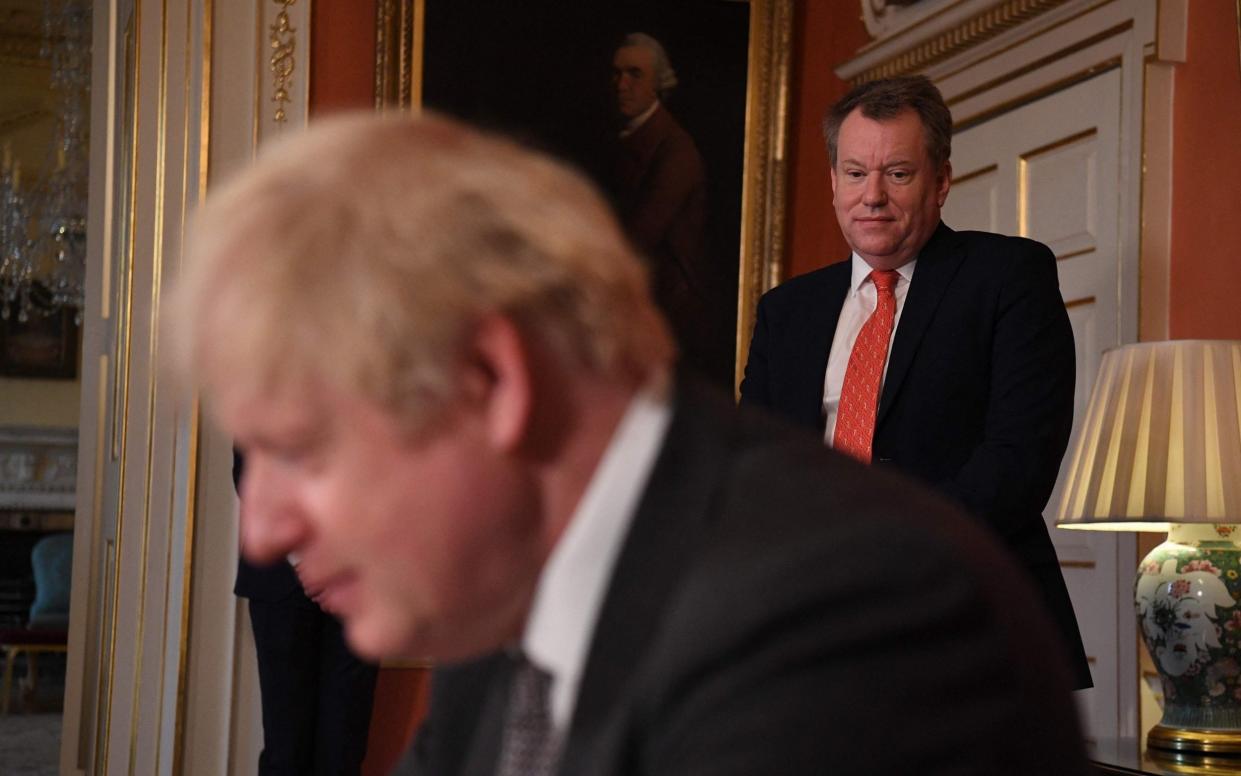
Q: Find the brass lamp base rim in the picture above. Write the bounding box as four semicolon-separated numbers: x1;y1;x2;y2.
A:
1148;725;1241;755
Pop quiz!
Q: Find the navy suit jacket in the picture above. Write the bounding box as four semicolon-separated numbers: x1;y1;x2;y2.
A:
399;378;1088;775
740;222;1091;689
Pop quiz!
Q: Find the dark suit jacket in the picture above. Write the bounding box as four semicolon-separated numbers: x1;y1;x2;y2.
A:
740;222;1092;689
400;378;1088;775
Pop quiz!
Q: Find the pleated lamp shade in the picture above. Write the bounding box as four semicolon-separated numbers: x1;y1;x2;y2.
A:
1057;340;1241;532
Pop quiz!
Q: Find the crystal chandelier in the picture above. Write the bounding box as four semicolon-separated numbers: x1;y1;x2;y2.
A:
0;0;91;324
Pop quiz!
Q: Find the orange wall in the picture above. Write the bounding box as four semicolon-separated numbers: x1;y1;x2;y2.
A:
309;0;377;114
1168;2;1241;340
785;1;870;279
360;668;431;776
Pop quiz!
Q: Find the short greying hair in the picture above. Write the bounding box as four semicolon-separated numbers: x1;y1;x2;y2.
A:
822;75;952;169
621;32;678;97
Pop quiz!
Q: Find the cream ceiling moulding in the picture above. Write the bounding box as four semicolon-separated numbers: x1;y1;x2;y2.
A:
839;0;1076;85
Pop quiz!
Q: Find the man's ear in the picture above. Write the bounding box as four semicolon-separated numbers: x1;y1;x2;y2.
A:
466;314;533;453
937;160;952;207
829;164;838;195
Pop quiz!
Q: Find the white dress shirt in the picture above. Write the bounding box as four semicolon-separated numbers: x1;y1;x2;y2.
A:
520;371;673;733
822;253;917;444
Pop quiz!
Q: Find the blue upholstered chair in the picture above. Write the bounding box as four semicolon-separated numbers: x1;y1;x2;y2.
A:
0;532;72;714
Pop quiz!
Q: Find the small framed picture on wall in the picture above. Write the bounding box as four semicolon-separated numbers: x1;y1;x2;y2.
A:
0;307;79;380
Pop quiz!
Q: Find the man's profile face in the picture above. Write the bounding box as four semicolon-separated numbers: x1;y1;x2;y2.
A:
612;44;659;119
831;107;950;270
224;378;543;662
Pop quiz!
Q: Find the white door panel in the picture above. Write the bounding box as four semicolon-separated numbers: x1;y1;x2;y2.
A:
943;68;1125;740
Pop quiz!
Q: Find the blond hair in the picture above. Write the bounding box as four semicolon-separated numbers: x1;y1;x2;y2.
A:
171;112;674;431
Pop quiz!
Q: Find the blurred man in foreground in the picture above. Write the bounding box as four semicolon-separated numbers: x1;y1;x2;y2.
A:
171;112;1088;775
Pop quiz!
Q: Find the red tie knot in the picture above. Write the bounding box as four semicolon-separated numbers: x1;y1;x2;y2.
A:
870;269;900;294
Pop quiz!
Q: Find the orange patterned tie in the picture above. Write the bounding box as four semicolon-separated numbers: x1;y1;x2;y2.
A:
833;269;900;463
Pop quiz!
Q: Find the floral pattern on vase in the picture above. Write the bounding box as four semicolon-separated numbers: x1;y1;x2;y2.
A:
1137;524;1241;729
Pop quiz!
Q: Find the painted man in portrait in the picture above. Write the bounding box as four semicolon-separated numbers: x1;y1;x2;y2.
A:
609;33;729;384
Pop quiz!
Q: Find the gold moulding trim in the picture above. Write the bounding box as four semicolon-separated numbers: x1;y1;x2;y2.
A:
374;0;419;112
951;163;998;186
945;20;1132;110
952;56;1121;132
851;0;1075;84
1019;126;1097;161
269;0;297;123
1057;246;1095;261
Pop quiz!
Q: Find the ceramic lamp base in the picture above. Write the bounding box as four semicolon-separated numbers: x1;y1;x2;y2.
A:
1139;524;1241;758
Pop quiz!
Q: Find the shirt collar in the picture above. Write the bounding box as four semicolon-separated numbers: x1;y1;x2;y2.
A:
619;100;661;138
849;252;917;292
521;370;673;730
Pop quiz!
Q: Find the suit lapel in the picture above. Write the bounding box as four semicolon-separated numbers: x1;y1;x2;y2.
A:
794;263;851;431
877;222;964;426
556;377;731;775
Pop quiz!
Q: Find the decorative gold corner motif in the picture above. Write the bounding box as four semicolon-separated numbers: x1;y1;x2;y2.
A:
269;0;297;123
853;0;1075;84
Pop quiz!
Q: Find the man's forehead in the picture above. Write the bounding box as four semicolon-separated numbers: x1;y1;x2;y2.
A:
837;110;930;156
614;45;654;69
214;375;328;434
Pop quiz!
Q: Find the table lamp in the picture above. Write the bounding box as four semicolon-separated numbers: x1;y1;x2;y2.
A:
1057;340;1241;757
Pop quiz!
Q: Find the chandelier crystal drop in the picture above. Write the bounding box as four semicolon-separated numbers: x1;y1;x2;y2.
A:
0;0;91;324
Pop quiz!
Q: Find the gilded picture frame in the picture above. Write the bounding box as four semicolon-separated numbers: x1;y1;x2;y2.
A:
0;307;79;380
375;0;791;391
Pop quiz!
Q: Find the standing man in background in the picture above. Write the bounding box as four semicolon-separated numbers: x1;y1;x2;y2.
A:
741;74;1092;690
